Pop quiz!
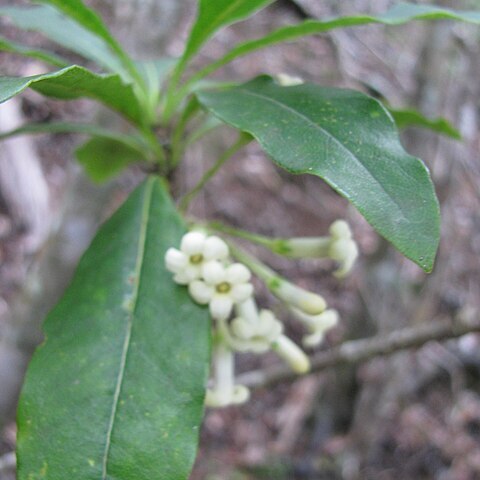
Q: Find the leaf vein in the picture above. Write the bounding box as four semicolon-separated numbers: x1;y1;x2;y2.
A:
101;178;155;479
234;87;408;220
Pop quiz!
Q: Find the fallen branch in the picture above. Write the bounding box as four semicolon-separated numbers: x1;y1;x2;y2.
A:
238;314;480;389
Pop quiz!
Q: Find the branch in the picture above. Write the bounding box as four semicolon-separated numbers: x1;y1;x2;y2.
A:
238;315;480;389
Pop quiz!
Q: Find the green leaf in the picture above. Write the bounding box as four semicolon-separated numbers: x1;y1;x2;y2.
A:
0;65;143;125
75;136;142;182
175;0;274;78
189;2;480;84
197;77;440;272
0;121;146;148
389;108;461;140
34;0;139;81
0;5;128;77
0;35;68;67
17;177;210;480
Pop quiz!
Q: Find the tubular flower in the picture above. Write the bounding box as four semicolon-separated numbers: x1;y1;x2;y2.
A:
205;342;250;408
328;220;358;278
270;219;358;278
291;308;339;347
188;261;253;320
228;299;283;353
165;232;229;285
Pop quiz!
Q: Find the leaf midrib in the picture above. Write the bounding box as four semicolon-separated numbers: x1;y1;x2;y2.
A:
101;178;155;479
234;86;409;220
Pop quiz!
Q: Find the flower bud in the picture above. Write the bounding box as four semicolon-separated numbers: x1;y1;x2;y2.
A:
276;73;304;86
272;279;326;315
272;335;310;374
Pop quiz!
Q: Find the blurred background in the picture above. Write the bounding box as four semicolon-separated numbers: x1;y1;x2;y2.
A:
0;0;480;478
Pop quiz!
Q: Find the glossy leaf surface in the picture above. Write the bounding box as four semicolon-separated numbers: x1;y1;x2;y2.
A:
197;77;440;271
0;66;143;124
17;177;211;480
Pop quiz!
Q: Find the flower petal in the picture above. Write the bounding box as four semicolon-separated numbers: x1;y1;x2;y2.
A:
172;272;190;285
203;235;229;261
210;295;233;320
226;263;251;284
329;220;352;239
189;280;214;304
184;264;202;282
202;260;226;285
165;248;187;273
235;297;259;324
181;231;206;255
230;283;254;303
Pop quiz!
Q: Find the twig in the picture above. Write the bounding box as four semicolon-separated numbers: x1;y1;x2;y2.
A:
0;452;16;473
238;315;480;389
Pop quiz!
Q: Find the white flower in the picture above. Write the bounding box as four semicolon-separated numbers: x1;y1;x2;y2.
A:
205;342;250;408
188;261;253;320
268;220;358;278
291;308;339;347
165;232;229;285
328;220;358;278
229;301;283;353
276;73;304;86
272;335;310;373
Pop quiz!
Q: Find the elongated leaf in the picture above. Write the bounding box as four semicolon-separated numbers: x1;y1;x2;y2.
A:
17;177;210;480
34;0;138;80
175;0;273;78
0;5;128;77
0;121;148;149
0;35;68;67
0;66;143;125
197;77;440;272
190;2;480;83
389;108;461;140
76;136;143;182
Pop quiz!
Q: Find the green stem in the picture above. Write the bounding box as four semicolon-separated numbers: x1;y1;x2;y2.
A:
226;241;279;287
207;222;275;249
161;61;187;124
139;127;166;165
178;135;251;212
170;97;201;168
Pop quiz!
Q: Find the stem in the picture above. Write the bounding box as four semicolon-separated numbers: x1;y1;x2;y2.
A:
170;97;201;168
208;222;331;257
226;241;279;285
162;60;187;124
178;135;251;212
228;241;326;315
207;221;276;249
139;127;166;165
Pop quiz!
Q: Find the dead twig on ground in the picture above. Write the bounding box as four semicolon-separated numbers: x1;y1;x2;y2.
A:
238;314;480;389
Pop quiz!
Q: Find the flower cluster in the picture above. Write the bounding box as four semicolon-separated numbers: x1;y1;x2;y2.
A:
165;223;358;408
